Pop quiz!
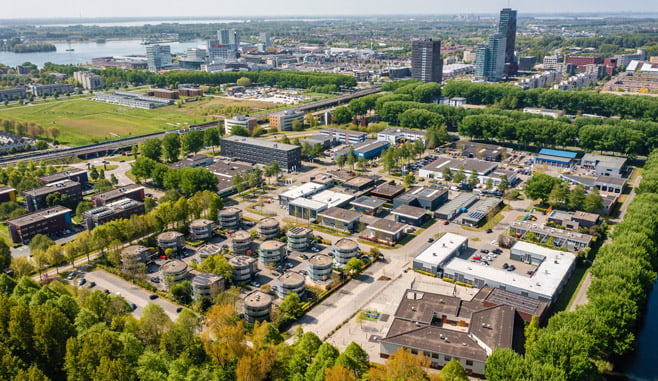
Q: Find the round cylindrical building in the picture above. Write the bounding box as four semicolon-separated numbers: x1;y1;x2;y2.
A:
157;231;185;254
243;291;272;323
189;218;214;240
256;217;280;240
229;230;253;255
121;245;151;272
287;226;312;251
229;255;258;282
333;238;359;266
161;259;189;287
259;240;285;268
277;271;305;299
191;272;224;300
219;207;242;229
307;254;333;282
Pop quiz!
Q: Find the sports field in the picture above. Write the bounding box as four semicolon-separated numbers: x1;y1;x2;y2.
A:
0;96;280;146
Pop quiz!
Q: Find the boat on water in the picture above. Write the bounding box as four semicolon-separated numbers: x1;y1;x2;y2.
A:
65;48;75;52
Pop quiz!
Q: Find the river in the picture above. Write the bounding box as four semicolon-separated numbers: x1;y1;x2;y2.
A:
0;39;206;68
616;280;658;380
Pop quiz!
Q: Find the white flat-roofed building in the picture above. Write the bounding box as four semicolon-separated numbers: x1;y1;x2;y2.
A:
413;233;469;275
377;128;426;145
443;241;577;302
418;158;498;181
278;182;327;207
320;128;367;145
309;190;354;208
288;198;328;221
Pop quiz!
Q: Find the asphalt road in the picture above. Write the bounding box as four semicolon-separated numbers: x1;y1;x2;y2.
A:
83;270;181;321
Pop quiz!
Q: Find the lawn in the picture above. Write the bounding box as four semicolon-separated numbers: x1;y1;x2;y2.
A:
0;95;280;146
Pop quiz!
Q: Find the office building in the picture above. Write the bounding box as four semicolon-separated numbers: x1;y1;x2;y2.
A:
543;55;560;70
157;231;185;255
145;45;172;70
225;115;258;135
95;91;174;109
391;204;429;226
243;291;272;322
509;221;593;251
332;238;360;266
287;226;313;251
73;71;104;90
498;8;518;74
191;272;224;300
276;271;306;299
418;157;498;182
161;260;189;287
269;109;305;131
0;87;27;102
23;180;82;212
91;184;144;206
362;218;407;245
370;183;405;201
230;255;258;282
220;136;302;172
91;56;148;70
319;128;367;145
218;29;241;50
566;56;602;71
475;34;507;81
318;207;362;232
82;198;145;230
393;187;448;211
411;39;443;83
259;32;271;47
377;128;426;145
0;186;16;203
219;207;242;229
189;219;215;240
39;168;88;185
259;240;286;267
535;149;577;168
256;217;280;240
207;40;237;62
121;245;153;272
580;153;627;178
307;254;333;282
518;56;536;71
7;205;72;244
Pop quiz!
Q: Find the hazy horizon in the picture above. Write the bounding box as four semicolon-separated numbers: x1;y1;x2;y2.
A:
3;0;658;20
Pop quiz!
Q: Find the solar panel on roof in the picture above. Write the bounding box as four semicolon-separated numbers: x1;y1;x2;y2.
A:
467;212;486;220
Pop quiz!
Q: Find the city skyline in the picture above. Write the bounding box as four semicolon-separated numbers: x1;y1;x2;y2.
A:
2;0;658;20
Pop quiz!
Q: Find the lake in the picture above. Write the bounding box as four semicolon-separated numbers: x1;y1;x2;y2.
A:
0;39;206;68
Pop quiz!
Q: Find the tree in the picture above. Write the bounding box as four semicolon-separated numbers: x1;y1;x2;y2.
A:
346;149;357;169
90;166;99;181
291;119;303;131
424;126;449;149
162;133;181;162
547;182;569;209
403;173;416;189
139;138;162;161
367;347;430;381
468;169;479;188
236;77;252;87
110;174;119;185
196;255;233;281
357;157;368;172
525;315;540;353
342;342;369;377
203;127;220;152
138;303;172;348
336;155;346;169
345;257;365;275
497;175;509;193
453;167;466;184
29;234;55;253
333;107;354;125
325;365;357;381
230;125;250;136
181;130;204;154
524;174;560;203
584;188;604;213
171;281;193;305
442;167;453;182
0;240;10;270
306;342;340;381
231;172;247;194
279;292;303;321
441;359;468;381
568;185;587;211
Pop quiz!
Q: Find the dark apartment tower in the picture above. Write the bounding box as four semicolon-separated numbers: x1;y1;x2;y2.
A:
411;39;443;84
498;8;518;75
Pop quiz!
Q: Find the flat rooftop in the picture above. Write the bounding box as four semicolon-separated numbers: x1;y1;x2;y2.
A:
595;175;626;186
581;153;627;169
344;176;375;188
93;184;143;201
7;205;71;226
369;218;407;234
318;207;361;223
309;190;354;209
414;233;468;268
435;192;478;216
371;183;405;197
280;182;325;199
288;226;312;236
408;186;448;201
379;127;425;137
222;136;300;151
351;195;385;209
538;148;578;159
24;180;80;197
289;197;327;211
510;220;593;245
352;140;388;153
39;168;86;183
320;127;367;136
421;158;498;175
391;204;428;219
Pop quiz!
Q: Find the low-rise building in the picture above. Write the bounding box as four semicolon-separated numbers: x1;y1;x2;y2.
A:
230;255;258;282
377;128;426;145
161;260;189;287
28;83;74;96
73;71;104;89
455;142;507;162
580;153;627;178
288;190;355;221
342;176;376;192
548;210;600;230
391;204;429;226
413;233;469;275
335;140;389;160
256;217;280;239
91;184;144;206
23;180;83;212
435;193;478;220
535;149;577;168
157;231;185;254
0;185;16;203
287;226;313;251
361;219;407;245
191;272;224;300
278;182;327;207
350;196;385;215
167;154;214;170
244;291;272;322
229;230;253;255
225;115;258;135
269;109;304;131
95;91;175;109
189;219;214;240
196;243;222;259
595;175;626;194
7;206;72;244
206;160;254;195
277;271;306;299
317;207;362;232
319;128;367;145
332;238;360;266
307;254;333;282
219;207;242;229
82;198;145;230
418;158;498;181
509;220;593;251
393;187;448;211
39;168;88;185
259;240;286;268
0;87;27;102
121;245;152;272
370;183;405;201
459;198;502;227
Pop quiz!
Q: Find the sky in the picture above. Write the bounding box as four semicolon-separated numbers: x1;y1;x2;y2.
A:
3;0;658;20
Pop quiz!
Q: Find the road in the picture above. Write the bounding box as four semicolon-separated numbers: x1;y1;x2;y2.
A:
83;270;181;321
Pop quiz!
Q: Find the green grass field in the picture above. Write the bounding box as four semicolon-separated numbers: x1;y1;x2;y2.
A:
0;96;281;146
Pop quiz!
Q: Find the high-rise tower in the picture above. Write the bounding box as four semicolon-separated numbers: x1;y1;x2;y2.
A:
411;39;443;84
498;8;518;74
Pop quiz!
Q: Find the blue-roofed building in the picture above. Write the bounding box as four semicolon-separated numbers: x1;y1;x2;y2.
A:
353;140;389;159
535;149;577;168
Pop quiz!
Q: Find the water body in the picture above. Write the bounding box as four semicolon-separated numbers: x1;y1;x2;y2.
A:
617;280;658;380
0;39;206;68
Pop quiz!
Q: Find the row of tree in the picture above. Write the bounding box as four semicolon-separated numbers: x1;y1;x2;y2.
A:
524;174;604;212
486;149;658;379
138;128;221;163
130;157;218;196
42;63;357;89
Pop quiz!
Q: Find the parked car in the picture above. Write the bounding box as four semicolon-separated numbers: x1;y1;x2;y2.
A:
485;228;493;234
149;294;158;300
131;304;137;311
427;238;435;243
67;272;76;280
87;281;96;288
77;278;86;286
506;265;516;272
492;248;503;254
480;249;489;254
502;263;509;269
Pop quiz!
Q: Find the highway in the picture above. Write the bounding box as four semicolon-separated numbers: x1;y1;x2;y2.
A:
0;86;381;167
